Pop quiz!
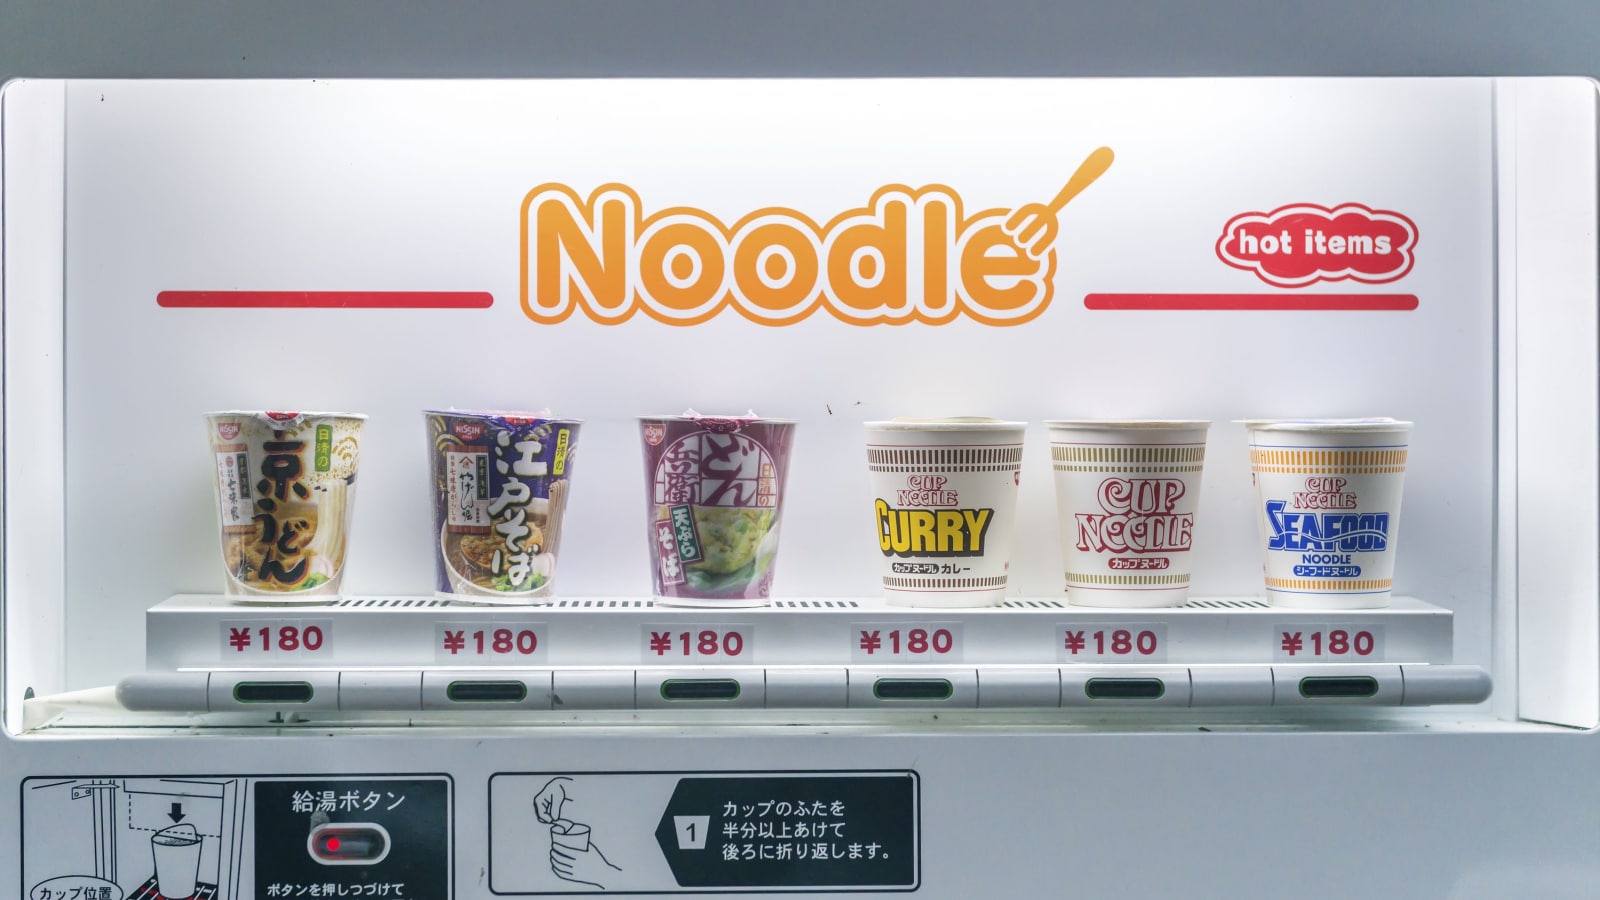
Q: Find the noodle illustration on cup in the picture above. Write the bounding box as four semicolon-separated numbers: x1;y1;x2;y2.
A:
1245;418;1411;609
427;411;581;604
207;411;363;602
639;412;796;607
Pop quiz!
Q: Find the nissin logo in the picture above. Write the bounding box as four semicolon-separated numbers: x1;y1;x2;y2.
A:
519;147;1113;327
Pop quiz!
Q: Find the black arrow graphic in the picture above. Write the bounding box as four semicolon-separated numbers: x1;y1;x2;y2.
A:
168;802;185;823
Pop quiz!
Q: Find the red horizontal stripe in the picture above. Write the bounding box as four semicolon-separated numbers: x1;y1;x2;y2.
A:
1084;293;1418;311
157;291;493;309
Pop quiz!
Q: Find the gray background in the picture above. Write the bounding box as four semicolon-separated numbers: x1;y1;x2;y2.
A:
1;0;1599;81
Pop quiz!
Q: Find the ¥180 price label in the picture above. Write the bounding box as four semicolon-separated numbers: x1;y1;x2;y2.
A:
852;623;963;662
1057;623;1167;663
220;619;333;660
435;622;549;664
642;625;752;663
1273;624;1385;661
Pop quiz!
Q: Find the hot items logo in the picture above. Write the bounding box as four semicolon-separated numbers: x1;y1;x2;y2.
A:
1266;477;1389;578
1073;478;1193;567
520;147;1112;328
1217;203;1418;287
877;476;992;558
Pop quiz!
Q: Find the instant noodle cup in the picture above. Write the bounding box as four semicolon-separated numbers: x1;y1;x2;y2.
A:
426;411;581;604
1246;418;1411;609
1047;421;1209;607
639;412;796;608
206;411;364;602
866;417;1025;607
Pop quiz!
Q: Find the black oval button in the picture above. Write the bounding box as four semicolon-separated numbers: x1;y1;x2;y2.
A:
308;823;391;865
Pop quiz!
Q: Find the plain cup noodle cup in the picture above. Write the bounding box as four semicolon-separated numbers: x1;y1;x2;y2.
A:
1245;418;1412;609
866;417;1026;607
1047;420;1210;608
206;411;364;602
426;411;581;605
640;411;797;608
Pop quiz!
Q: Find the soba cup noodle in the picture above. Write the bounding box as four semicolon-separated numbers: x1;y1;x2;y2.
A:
639;412;796;608
866;417;1026;607
1245;418;1412;609
426;411;581;605
1047;420;1210;608
206;411;364;602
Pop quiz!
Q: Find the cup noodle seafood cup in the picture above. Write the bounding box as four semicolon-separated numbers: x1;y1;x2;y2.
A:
426;411;581;604
1047;420;1209;607
640;412;796;608
1246;419;1411;609
867;418;1025;607
206;411;364;602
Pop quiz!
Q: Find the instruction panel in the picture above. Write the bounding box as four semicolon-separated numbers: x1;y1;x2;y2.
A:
488;770;919;894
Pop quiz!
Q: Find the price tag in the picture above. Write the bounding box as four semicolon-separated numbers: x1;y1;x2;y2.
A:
851;623;963;662
1273;625;1385;661
1056;623;1167;663
435;623;548;664
641;625;752;664
220;619;333;661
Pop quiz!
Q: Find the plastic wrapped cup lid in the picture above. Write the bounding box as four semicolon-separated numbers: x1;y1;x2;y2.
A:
865;416;1027;431
1241;417;1412;433
1045;419;1210;429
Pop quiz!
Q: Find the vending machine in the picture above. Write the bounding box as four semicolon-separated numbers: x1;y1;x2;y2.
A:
2;76;1597;897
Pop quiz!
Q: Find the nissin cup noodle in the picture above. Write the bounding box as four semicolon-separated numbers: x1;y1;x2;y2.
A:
1245;419;1412;609
1047;421;1210;608
866;418;1026;607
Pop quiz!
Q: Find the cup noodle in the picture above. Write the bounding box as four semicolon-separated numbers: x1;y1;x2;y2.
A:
1246;419;1411;609
206;411;364;603
866;418;1025;607
1047;420;1209;607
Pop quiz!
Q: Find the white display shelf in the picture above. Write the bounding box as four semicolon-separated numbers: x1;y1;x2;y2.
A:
147;593;1453;669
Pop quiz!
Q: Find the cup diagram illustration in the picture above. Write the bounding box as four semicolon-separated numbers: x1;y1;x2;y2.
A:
535;776;623;889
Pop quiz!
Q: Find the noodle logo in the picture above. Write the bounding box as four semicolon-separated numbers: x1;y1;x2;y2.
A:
1217;203;1418;287
520;147;1114;327
217;422;241;441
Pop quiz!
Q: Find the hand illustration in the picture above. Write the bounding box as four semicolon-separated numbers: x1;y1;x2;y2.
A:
535;776;574;824
551;840;622;889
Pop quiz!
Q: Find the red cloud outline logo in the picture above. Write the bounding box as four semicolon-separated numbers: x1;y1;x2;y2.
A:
1216;203;1418;288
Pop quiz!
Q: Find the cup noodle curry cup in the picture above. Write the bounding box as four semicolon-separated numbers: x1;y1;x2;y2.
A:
1047;420;1209;607
640;412;796;608
207;411;364;602
1246;419;1411;609
426;411;580;604
867;418;1025;607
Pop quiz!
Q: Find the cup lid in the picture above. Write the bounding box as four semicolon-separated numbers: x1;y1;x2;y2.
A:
1241;417;1412;432
205;410;368;420
639;409;798;424
1045;419;1210;429
424;408;582;424
865;416;1027;431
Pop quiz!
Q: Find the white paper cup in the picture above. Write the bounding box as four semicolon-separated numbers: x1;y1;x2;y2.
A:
1048;420;1210;607
866;418;1025;607
151;822;202;899
1246;419;1411;609
551;820;591;852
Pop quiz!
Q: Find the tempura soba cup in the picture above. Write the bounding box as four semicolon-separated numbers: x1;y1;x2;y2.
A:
640;412;796;608
1048;420;1210;607
426;411;581;605
1246;418;1411;609
207;411;364;602
866;417;1025;607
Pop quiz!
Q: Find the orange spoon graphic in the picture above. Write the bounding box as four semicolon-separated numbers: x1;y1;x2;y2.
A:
1002;146;1115;259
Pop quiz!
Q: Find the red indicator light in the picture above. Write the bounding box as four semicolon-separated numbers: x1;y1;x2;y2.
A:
325;836;341;853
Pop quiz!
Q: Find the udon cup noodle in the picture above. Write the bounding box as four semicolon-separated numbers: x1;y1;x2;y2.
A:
426;411;581;605
1047;420;1210;608
866;418;1026;607
206;411;364;602
1246;418;1412;609
639;412;796;608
